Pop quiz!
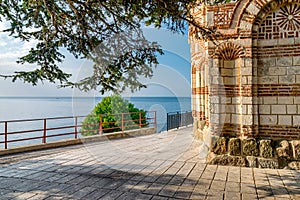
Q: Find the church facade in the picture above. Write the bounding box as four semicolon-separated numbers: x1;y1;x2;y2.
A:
190;0;300;142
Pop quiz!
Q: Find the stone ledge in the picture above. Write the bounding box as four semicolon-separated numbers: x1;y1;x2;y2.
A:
0;127;156;156
207;136;300;170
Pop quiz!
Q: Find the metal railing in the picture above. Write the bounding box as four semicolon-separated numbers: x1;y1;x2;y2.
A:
166;111;193;131
0;111;156;149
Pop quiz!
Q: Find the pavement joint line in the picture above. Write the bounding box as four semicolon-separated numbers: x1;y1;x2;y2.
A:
250;167;260;199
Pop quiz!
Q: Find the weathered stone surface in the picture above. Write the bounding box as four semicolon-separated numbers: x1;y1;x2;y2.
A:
194;120;206;141
198;120;206;130
206;152;217;163
257;158;279;169
194;129;203;141
228;138;241;156
242;139;259;156
212;137;227;155
288;161;300;170
276;140;290;158
199;143;210;159
259;140;273;158
207;153;247;167
278;157;289;169
291;140;300;160
246;156;257;168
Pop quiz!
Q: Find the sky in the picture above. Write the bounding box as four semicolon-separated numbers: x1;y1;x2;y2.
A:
0;23;191;97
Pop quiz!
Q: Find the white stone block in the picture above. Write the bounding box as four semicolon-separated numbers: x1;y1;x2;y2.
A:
278;38;295;46
207;12;214;27
278;115;292;126
287;66;300;75
264;97;277;104
224;60;235;69
211;77;220;84
271;105;286;114
293;56;300;66
241;105;247;115
239;20;252;31
231;114;240;123
232;97;241;104
221;68;234;76
241;67;252;76
219;114;227;124
257;97;263;104
210;96;220;104
269;67;286;76
247;2;260;15
242;115;253;125
226;105;236;113
253;105;258;115
276;57;293;67
258;58;276;67
259;105;270;114
245;58;253;68
296;75;300;83
210;103;220;114
293;116;300;126
213;59;220;67
242;97;253;104
295;97;300;104
278;97;293;104
279;75;296;84
242;76;248;84
210;114;220;124
210;68;220;76
258;76;278;84
260;115;277;125
257;39;277;47
220;96;231;104
287;105;297;114
225;114;231;123
295;37;300;45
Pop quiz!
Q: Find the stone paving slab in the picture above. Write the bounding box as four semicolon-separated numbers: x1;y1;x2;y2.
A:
0;127;299;200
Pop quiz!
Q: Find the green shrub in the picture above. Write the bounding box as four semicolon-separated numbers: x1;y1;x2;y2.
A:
81;95;147;136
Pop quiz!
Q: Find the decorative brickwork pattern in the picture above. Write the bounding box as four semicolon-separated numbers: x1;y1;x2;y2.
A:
277;4;300;30
256;4;300;39
208;4;236;28
214;42;245;60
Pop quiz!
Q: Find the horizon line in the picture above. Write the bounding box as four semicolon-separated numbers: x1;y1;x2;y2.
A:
0;96;192;98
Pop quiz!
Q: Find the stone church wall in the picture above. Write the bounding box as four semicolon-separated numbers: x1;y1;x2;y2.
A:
190;0;300;147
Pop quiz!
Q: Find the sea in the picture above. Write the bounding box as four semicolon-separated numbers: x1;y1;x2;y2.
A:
0;97;191;148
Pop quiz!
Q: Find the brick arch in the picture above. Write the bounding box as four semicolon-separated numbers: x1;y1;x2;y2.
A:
236;0;300;34
214;42;245;60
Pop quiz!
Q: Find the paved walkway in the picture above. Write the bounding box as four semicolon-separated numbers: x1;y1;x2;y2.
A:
0;127;299;200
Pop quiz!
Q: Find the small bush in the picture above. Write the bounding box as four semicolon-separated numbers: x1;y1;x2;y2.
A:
81;95;147;136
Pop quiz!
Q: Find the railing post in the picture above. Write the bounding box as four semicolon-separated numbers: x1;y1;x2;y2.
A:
121;113;124;132
177;112;180;129
154;111;157;130
74;117;78;139
99;115;103;135
167;113;169;131
4;122;7;149
43;119;47;144
139;112;142;129
186;111;188;127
